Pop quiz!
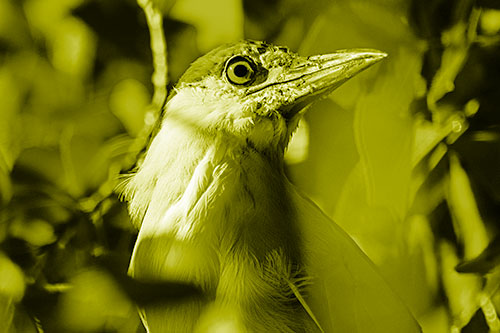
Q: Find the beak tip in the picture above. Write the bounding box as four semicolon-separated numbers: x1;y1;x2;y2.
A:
379;52;389;59
365;50;389;62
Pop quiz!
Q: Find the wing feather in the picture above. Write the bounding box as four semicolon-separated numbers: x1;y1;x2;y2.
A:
291;186;421;332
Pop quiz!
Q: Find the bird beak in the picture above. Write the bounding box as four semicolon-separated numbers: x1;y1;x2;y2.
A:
290;49;387;94
249;49;387;119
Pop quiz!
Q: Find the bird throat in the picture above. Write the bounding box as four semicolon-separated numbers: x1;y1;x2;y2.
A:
126;116;309;331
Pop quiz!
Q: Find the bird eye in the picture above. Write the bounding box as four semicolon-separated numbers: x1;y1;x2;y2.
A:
225;56;256;85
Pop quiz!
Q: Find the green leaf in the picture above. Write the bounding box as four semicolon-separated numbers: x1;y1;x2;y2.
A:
0;253;25;302
169;0;244;52
9;219;57;247
58;269;139;332
440;241;483;330
109;79;149;137
480;9;500;35
50;16;97;78
447;152;489;259
427;8;481;111
284;118;309;165
334;47;422;240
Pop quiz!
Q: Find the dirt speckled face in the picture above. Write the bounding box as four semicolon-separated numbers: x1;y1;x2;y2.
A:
166;40;386;151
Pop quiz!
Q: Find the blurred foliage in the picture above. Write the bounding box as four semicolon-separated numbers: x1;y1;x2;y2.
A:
1;0;500;332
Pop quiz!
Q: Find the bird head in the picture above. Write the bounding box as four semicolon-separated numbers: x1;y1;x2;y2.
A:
122;41;386;225
164;40;386;154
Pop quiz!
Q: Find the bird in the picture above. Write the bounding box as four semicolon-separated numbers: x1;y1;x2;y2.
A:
121;40;421;332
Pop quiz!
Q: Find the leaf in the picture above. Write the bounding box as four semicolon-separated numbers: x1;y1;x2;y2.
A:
440;241;483;330
284;118;309;165
299;1;417;111
442;152;491;331
293;188;422;332
0;62;24;204
109;79;149;137
0;0;31;48
353;48;418;219
412;118;453;168
427;8;481;111
480;9;500;35
58;269;139;332
300;1;418;56
0;149;12;206
169;0;244;52
447;152;489;259
151;0;178;13
334;47;422;246
9;219;57;247
287;99;359;215
50;16;97;78
331;41;428;321
0;296;16;333
0;252;25;302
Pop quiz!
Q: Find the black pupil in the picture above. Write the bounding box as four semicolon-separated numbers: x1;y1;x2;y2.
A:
233;64;248;77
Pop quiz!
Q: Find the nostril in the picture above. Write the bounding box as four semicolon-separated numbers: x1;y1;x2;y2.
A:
257;47;267;54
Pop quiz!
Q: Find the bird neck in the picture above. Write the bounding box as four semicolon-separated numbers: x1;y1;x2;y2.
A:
126;116;306;330
125;115;289;234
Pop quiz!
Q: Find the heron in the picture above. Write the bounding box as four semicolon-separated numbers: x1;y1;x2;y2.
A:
122;40;420;332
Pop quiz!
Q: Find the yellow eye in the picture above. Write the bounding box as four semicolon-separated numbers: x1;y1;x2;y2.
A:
225;56;256;85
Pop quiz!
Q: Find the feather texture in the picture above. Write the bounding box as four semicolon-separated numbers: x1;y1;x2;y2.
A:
123;40;421;332
127;111;316;332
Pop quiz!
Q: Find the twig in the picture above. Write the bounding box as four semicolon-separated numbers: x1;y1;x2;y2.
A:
137;0;168;126
79;1;168;215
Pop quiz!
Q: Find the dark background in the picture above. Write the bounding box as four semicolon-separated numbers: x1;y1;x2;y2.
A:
1;0;500;331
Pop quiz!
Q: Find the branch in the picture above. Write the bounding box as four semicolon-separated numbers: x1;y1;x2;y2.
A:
137;0;168;124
